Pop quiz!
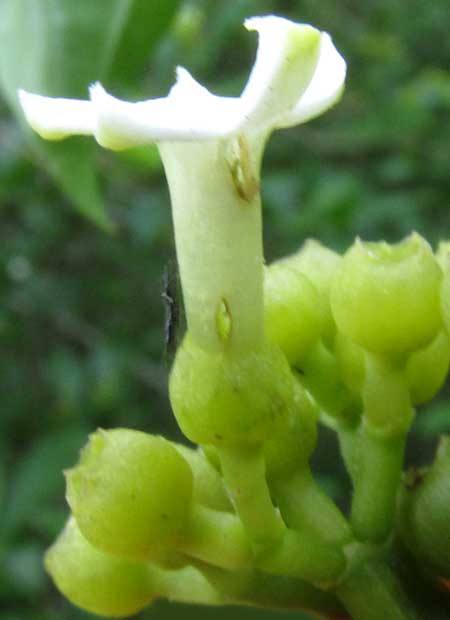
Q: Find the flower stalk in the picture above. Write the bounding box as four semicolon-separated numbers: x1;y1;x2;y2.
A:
159;138;265;354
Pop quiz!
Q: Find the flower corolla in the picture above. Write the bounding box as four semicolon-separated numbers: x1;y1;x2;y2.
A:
18;15;345;155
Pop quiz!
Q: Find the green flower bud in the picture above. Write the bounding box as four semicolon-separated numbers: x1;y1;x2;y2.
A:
169;334;295;445
264;379;318;484
45;517;157;617
264;263;324;364
331;234;442;355
441;269;450;336
280;239;342;345
173;443;232;512
66;429;193;561
406;330;450;405
436;241;450;274
398;437;450;578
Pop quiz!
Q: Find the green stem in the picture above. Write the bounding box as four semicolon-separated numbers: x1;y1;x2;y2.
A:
156;564;227;606
213;448;347;585
192;560;346;616
160;139;265;355
336;418;360;484
257;527;346;585
350;424;406;543
362;353;413;434
298;341;356;419
218;443;285;551
350;353;412;543
273;467;352;546
336;557;419;620
181;503;252;570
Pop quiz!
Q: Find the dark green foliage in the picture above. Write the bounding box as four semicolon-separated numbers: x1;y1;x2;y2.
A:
0;1;449;618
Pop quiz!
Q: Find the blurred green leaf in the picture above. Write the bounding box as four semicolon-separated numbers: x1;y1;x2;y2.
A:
116;144;162;172
1;427;88;541
28;138;114;232
3;544;47;596
415;401;450;436
0;0;180;229
111;0;182;90
29;506;68;540
45;348;87;415
0;1;130;100
0;0;134;229
0;460;6;513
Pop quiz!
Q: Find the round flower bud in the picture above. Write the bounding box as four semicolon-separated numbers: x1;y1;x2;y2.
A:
441;269;450;336
331;234;442;355
281;239;342;345
406;331;450;405
398;437;450;578
66;429;193;561
264;378;318;484
45;518;157;617
264;263;324;364
169;335;295;445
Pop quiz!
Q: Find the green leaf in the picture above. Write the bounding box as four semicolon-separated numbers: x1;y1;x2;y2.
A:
31;138;114;231
0;0;136;229
110;0;183;90
415;401;450;436
0;0;179;229
3;544;47;596
0;426;88;542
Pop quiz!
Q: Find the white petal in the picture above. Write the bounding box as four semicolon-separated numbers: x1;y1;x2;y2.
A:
91;72;242;150
277;32;347;128
237;16;322;131
18;90;96;140
18;16;346;150
168;67;242;137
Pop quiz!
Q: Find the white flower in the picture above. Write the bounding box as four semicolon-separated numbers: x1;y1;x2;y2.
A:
18;15;346;354
18;15;345;151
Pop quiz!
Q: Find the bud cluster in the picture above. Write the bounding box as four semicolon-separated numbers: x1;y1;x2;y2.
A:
46;233;450;619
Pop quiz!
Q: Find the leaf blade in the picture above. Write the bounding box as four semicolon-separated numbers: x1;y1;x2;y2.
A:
0;0;140;228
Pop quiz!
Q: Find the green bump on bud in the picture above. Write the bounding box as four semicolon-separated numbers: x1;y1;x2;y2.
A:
280;239;342;345
406;330;450;405
331;234;442;355
169;334;295;445
45;518;157;617
66;429;193;561
398;437;450;578
264;378;318;484
264;262;324;365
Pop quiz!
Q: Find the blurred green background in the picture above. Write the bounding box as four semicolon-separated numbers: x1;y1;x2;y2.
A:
0;1;449;619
